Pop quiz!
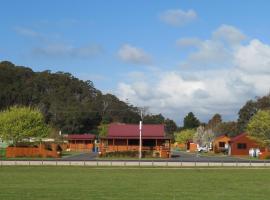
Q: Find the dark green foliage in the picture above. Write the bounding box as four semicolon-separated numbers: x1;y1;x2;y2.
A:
100;150;153;158
0;61;141;134
183;112;200;129
215;121;238;137
164;119;177;135
237;94;270;132
143;114;165;124
143;114;178;136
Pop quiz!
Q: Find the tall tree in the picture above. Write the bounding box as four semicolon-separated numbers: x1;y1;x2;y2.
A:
207;113;222;130
246;110;270;147
164;118;178;136
183;112;200;129
237;100;258;132
193;125;214;148
215;121;238;137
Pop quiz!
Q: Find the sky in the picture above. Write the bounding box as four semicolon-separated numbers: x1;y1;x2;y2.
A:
1;0;270;124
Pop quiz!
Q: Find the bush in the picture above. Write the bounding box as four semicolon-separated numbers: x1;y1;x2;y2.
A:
101;151;154;158
0;148;6;158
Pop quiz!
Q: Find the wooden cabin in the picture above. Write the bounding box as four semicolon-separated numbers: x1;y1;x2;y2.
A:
213;134;231;153
67;134;96;152
228;133;263;156
99;123;171;158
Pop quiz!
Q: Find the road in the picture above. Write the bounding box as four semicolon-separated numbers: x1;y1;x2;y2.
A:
59;151;265;163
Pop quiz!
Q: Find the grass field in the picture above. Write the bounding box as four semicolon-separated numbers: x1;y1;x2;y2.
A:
0;167;270;200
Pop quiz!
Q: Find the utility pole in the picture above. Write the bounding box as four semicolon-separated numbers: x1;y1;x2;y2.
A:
139;109;143;159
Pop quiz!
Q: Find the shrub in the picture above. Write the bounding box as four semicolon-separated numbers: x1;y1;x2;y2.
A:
101;150;154;158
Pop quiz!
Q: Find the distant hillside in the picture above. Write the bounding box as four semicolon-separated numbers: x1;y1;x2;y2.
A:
0;61;141;134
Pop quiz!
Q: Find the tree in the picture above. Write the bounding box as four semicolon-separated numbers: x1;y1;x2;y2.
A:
207;113;222;131
183;112;200;129
193;125;214;148
0;106;51;145
98;123;109;137
174;129;195;144
215;121;238;137
246;110;270;147
164;118;178;135
237;100;258;132
143;114;165;124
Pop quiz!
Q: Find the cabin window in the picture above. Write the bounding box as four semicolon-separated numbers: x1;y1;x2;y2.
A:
237;143;247;149
219;142;225;148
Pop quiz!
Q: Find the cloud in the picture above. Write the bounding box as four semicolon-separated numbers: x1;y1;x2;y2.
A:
234;39;270;74
118;44;152;65
115;25;270;124
14;25;103;59
160;9;197;27
212;24;246;45
14;27;42;39
176;37;201;48
33;43;103;59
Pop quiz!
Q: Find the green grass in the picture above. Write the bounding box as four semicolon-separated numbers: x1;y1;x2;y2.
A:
0;167;270;200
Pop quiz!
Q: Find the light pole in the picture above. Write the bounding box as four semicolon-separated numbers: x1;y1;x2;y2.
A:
139;120;142;159
139;109;143;159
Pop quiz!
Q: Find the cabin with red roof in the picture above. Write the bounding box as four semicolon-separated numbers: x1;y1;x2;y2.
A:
99;123;171;158
67;134;96;152
228;133;263;156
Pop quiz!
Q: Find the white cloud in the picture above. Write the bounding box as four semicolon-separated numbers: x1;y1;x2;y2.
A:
234;39;270;74
33;43;103;59
14;27;39;38
160;9;197;27
115;25;270;124
176;37;201;48
118;44;152;65
212;24;246;45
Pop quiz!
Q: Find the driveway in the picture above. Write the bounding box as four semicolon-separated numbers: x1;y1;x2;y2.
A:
62;152;98;161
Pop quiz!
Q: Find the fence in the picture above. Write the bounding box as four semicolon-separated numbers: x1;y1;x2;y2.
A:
1;160;270;167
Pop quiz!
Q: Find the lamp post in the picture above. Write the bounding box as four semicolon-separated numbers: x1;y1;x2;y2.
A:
139;120;142;159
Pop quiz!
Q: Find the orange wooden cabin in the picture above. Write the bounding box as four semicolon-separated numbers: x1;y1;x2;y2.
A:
67;134;96;152
99;123;171;158
213;134;231;153
186;140;198;152
228;133;263;156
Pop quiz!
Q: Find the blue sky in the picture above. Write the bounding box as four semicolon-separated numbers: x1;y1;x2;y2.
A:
1;0;270;124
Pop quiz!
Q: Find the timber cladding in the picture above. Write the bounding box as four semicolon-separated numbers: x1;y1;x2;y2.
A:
6;144;60;158
229;133;262;156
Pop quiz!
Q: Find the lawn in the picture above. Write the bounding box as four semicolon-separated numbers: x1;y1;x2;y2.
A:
0;167;270;200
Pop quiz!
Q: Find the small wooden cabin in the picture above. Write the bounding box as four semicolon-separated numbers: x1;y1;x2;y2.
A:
67;134;95;152
213;134;231;153
228;133;262;156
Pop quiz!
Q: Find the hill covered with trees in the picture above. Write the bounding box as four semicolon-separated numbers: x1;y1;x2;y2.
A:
0;61;177;135
0;61;142;134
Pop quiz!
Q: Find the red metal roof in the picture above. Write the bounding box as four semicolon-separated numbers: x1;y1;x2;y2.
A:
67;134;96;140
229;133;246;142
106;123;167;139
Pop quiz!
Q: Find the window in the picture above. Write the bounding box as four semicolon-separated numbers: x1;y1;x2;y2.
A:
237;143;247;149
219;142;225;148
